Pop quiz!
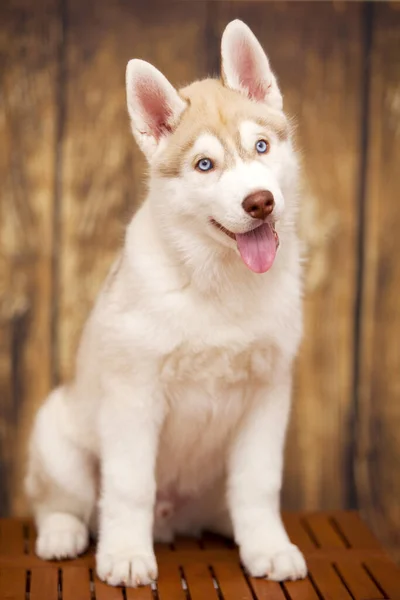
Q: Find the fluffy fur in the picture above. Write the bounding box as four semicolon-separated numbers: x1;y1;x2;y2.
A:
25;20;307;587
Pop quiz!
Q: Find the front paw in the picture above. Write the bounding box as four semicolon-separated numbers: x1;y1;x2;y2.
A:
36;513;88;560
96;549;158;587
242;544;307;581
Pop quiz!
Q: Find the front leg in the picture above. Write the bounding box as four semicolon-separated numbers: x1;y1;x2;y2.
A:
227;375;307;582
96;375;164;587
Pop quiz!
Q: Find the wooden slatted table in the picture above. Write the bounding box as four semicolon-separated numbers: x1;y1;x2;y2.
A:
1;511;400;599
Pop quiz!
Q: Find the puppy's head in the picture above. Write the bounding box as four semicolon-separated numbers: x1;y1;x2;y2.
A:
126;20;298;274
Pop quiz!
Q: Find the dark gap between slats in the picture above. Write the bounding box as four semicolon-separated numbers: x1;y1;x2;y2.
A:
122;586;127;600
279;582;292;600
23;524;30;554
349;0;375;511
202;533;235;550
25;570;31;600
208;565;224;600
239;564;257;600
169;542;176;551
198;537;205;550
307;571;326;600
151;580;159;600
362;563;389;599
58;568;63;600
329;517;351;548
300;517;321;548
179;566;191;600
332;563;356;600
89;568;96;600
224;537;235;549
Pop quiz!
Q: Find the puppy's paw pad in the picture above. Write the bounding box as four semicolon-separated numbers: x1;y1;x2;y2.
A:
245;544;307;581
36;516;88;560
96;551;158;587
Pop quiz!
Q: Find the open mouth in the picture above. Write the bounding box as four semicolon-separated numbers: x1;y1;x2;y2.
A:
210;218;279;274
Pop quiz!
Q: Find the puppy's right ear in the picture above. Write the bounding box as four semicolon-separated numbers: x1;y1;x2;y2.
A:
126;59;187;160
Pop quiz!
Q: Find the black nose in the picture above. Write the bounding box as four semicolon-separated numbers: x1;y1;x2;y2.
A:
242;190;275;220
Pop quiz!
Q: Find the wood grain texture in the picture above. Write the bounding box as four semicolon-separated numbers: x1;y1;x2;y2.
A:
0;567;26;600
308;560;352;600
0;326;13;514
157;563;187;600
212;561;253;600
356;2;400;562
0;0;59;515
211;1;362;511
58;0;208;381
0;519;24;555
63;567;91;600
1;514;400;599
30;568;58;600
181;563;217;600
335;560;385;600
0;0;399;562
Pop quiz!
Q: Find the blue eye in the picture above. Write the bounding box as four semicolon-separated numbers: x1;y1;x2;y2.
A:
256;140;269;154
196;158;213;172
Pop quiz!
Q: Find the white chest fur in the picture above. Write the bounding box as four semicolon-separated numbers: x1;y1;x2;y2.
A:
156;335;280;498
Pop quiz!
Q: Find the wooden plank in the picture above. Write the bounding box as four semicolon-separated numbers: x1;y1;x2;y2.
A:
181;563;218;600
0;326;12;516
212;561;253;600
157;563;187;600
0;547;392;570
0;0;60;512
27;522;36;556
0;568;26;600
211;0;362;511
332;512;381;549
58;0;208;381
0;520;24;555
364;559;400;600
283;514;317;551
248;577;287;600
308;561;352;600
125;582;153;600
335;561;385;600
30;567;58;600
173;537;202;552
94;576;125;600
1;513;400;600
356;2;400;562
0;0;58;516
283;577;321;600
153;542;172;556
63;566;91;600
305;514;347;549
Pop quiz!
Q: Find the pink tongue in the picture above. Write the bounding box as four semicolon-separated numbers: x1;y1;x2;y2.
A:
236;223;277;273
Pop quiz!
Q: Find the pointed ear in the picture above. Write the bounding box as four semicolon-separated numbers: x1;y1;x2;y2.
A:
126;59;187;160
221;20;283;110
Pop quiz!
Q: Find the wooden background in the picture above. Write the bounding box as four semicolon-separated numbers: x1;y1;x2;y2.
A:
0;0;399;558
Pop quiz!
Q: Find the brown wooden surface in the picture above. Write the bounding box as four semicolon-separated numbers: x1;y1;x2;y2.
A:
0;0;399;562
356;2;400;563
0;0;59;517
1;512;400;599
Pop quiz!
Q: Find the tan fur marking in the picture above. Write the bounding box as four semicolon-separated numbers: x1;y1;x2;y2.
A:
155;79;289;178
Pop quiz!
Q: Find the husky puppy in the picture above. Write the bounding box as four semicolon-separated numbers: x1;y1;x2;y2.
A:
26;20;307;587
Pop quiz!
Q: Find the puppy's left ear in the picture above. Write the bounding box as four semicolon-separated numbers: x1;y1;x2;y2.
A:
221;20;282;110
